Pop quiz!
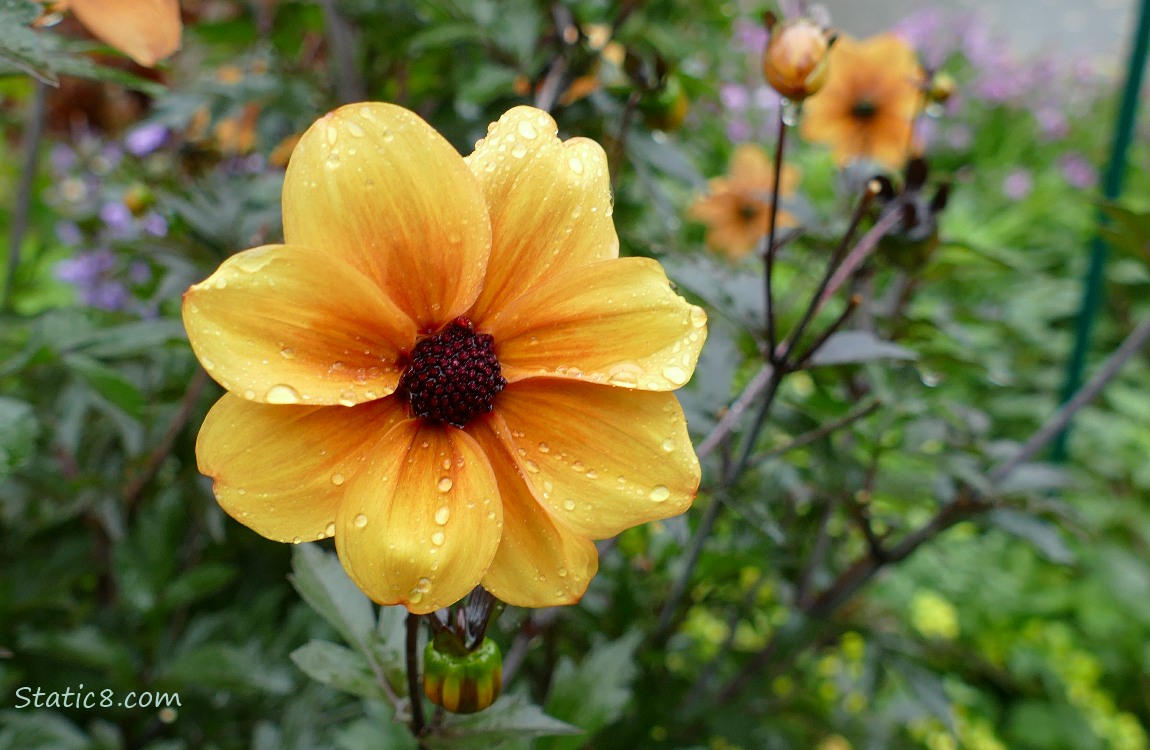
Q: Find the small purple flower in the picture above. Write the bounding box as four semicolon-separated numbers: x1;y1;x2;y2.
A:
1036;107;1069;140
734;18;767;57
49;144;76;175
141;212;169;237
946;124;973;150
1002;169;1033;201
129;261;153;285
55;250;130;311
720;83;750;112
1059;153;1098;190
752;85;780;113
125;123;169;157
100;201;134;236
86;281;130;311
55;221;83;246
726;119;752;143
893;8;950;69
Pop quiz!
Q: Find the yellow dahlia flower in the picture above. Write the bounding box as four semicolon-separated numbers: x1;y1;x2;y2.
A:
45;0;182;68
182;103;707;614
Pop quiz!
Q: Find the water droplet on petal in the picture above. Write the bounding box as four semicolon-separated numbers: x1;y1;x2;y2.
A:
434;506;451;525
511;142;528;158
539;442;551;454
338;390;357;407
689;306;707;328
331;473;345;486
437;477;453;492
662;438;676;452
517;120;538;139
242;389;256;400
662;365;689;386
345;120;365;138
280;347;295;359
572;461;586;473
563;499;577;511
568;156;584;174
266;384;302;404
524;460;540;474
650;485;671;502
353;513;368;528
431;530;445;546
324;522;336;537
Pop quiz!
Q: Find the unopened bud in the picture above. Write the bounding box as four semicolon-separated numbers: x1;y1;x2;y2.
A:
422;637;503;714
926;72;956;106
762;20;832;101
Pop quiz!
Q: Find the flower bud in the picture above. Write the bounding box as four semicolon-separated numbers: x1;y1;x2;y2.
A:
762;19;832;101
639;75;689;132
422;637;502;714
926;72;956;106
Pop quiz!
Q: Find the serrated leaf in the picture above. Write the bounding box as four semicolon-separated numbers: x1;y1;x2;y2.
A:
290;640;385;699
0;396;38;480
807;330;918;367
290;546;376;656
538;631;642;750
0;0;55;84
427;694;580;749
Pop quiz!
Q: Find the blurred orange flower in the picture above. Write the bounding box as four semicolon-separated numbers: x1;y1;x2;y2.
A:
688;144;801;260
47;0;182;67
183;104;706;614
799;34;922;170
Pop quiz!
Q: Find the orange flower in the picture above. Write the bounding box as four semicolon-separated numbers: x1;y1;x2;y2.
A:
799;34;922;170
182;104;707;614
688;144;801;260
46;0;182;67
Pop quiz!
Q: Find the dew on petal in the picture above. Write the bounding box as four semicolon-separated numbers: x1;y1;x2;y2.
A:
662;365;689;386
517;120;538;139
437;477;453;492
338;390;357;407
243;389;256;400
280;347;295;359
568;156;584;174
434;506;451;525
539;442;551;454
431;530;445;546
690;306;707;328
524;459;540;473
662;438;676;452
331;473;345;486
563;498;577;511
353;513;368;528
324;522;336;537
650;485;671;502
266;384;302;404
511;142;528;158
345;120;365;138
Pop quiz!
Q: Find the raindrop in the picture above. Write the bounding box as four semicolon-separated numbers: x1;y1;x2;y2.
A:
511;143;528;158
524;460;540;473
215;278;228;289
325;124;339;145
568;157;584;174
437;477;453;492
539;442;551;454
345;120;365;138
266;384;302;404
324;522;336;537
650;485;671;502
780;98;800;126
517;120;538;139
331;473;346;486
689;306;707;328
662;438;676;452
353;513;368;528
431;530;445;546
572;461;586;473
408;590;424;604
434;506;451;525
662;365;689;386
338;390;357;407
558;567;568;577
563;499;577;511
280;347;295;359
291;536;301;544
201;357;215;370
242;389;256;400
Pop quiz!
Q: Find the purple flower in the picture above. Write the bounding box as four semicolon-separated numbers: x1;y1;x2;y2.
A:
946;124;973;150
129;261;153;285
125;123;169;157
1059;153;1098;190
726;119;752;142
752;85;780;113
734;18;767;57
1036;107;1069;140
55;221;83;246
55;250;130;311
86;281;130;311
141;212;168;237
893;8;951;68
1002;169;1033;201
49;144;76;175
720;83;750;112
100;201;134;236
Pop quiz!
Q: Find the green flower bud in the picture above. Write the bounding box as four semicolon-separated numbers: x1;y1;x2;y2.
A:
422;637;503;714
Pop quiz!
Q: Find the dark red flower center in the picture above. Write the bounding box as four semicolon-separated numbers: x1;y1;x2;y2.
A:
398;317;506;428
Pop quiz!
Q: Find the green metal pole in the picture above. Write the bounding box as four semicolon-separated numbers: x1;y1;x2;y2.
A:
1052;0;1150;462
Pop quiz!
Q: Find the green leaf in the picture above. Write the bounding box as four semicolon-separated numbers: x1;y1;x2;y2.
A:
63;353;146;419
0;396;38;480
0;710;89;750
807;330;918;367
290;546;376;655
68;319;187;359
427;694;580;748
0;0;55;84
164;563;238;609
290;640;385;699
50;52;167;96
988;509;1075;565
538;631;643;750
161;643;294;695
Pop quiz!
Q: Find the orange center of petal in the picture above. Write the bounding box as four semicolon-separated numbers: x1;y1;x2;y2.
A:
397;317;506;428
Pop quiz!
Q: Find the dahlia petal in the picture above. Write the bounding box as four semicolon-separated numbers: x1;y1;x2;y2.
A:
183;244;416;405
488;257;707;391
69;0;181;67
335;421;503;614
282;103;491;329
465;106;618;323
196;394;406;542
495;380;699;539
471;415;598;606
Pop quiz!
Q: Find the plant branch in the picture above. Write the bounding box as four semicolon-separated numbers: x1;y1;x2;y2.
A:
318;0;366;103
746;398;879;466
651;490;726;645
406;613;427;742
696;364;775;460
816;208;904;312
763;109;789;358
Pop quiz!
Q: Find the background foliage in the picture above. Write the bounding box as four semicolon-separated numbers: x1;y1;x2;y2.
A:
1;1;1149;748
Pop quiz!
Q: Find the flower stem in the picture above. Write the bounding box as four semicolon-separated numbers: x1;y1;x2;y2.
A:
2;80;47;314
405;613;426;740
762;106;789;359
